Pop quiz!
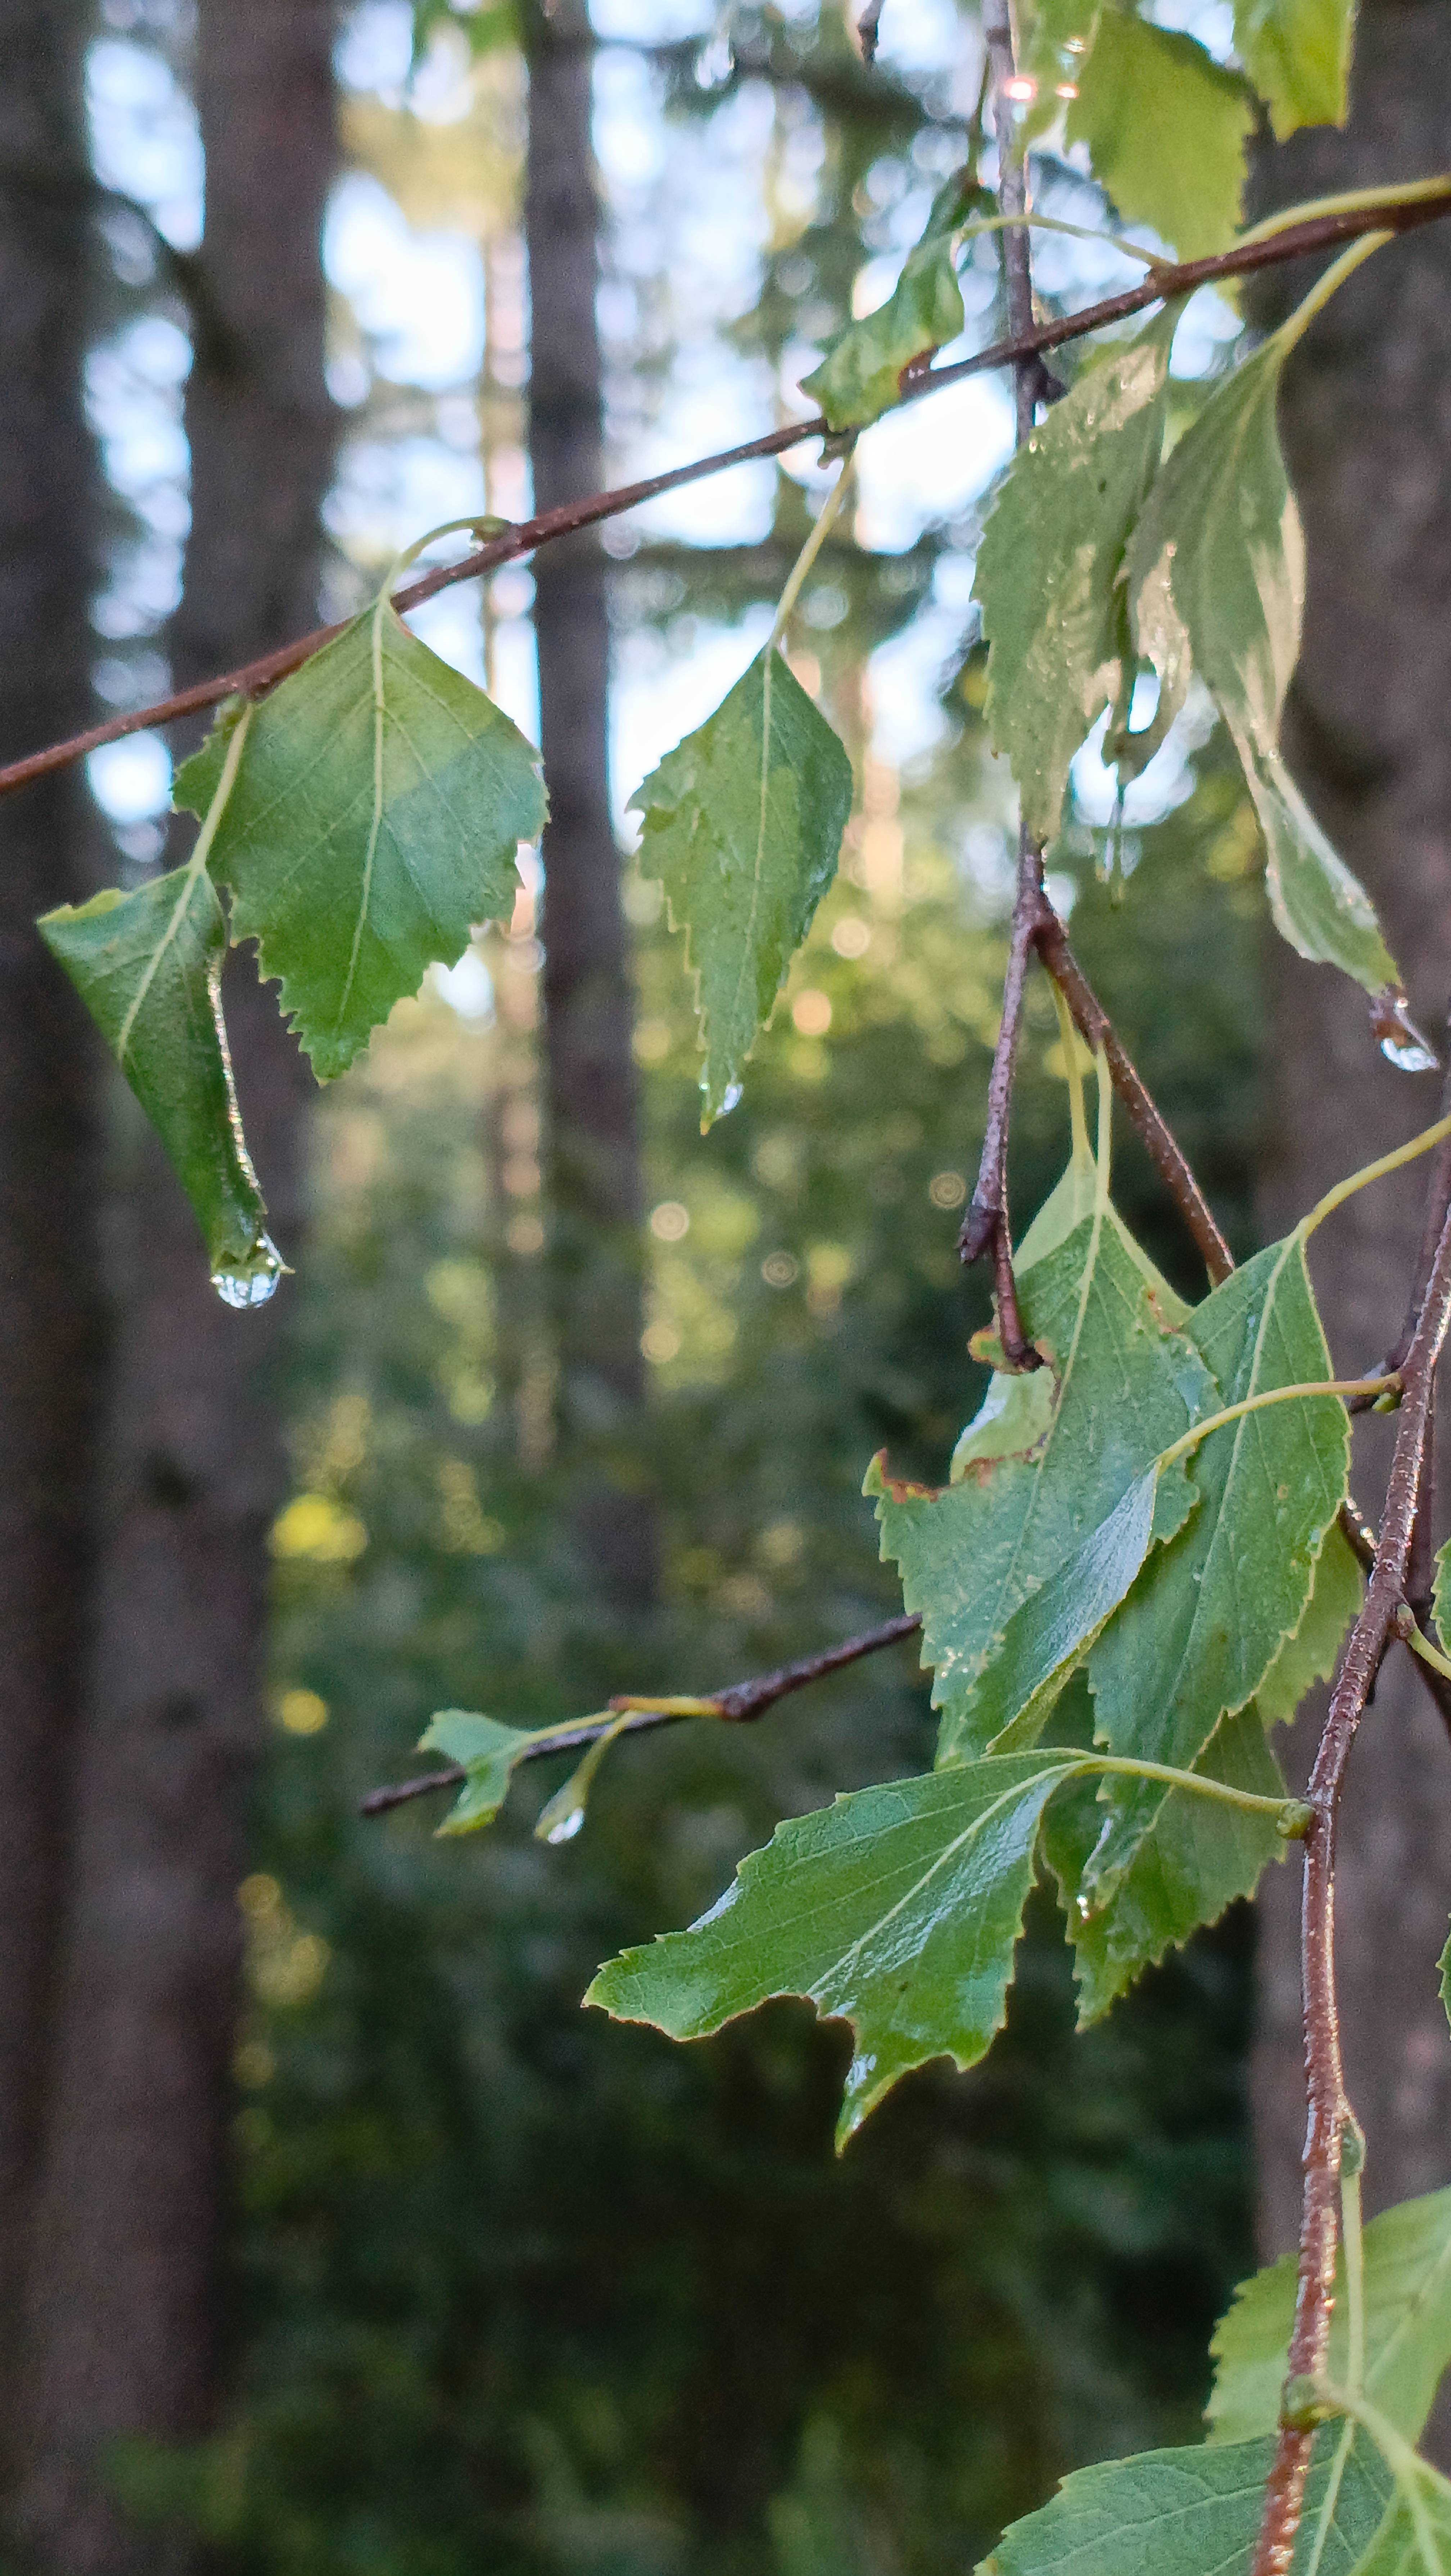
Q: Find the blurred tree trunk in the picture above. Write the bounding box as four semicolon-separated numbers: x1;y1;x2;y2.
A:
0;0;105;2487
1250;1;1451;2259
14;8;336;2568
525;3;655;1609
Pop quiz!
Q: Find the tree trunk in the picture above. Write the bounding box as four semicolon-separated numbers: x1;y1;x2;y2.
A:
1250;0;1451;2257
14;11;336;2568
0;0;105;2487
525;6;655;1608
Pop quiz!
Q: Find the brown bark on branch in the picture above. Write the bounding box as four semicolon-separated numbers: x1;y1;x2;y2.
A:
2;187;1450;810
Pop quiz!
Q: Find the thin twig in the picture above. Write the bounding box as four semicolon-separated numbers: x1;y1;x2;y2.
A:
960;842;1048;1364
1037;915;1235;1284
1251;1197;1451;2576
957;4;1047;1367
358;1611;923;1817
2;189;1449;804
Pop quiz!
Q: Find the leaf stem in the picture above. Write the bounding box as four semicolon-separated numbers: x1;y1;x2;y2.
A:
953;208;1173;274
767;450;857;653
1299;1109;1451;1240
5;184;1451;805
1396;1612;1451;1686
1084;1753;1311;1830
1156;1376;1400;1476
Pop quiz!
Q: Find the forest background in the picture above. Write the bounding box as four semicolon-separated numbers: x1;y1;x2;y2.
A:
1;0;1446;2571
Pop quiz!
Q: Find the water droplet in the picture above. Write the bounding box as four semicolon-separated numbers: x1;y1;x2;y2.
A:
1371;988;1439;1075
546;1806;585;1845
719;1082;743;1115
211;1233;284;1309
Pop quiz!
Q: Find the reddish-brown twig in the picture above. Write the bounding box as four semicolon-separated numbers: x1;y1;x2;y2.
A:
960;836;1049;1365
1251;1196;1451;2576
2;188;1449;806
1038;915;1235;1284
358;1610;923;1818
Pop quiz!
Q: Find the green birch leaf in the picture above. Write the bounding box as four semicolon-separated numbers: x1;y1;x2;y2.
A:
1044;1693;1287;2023
175;605;546;1078
419;1710;538;1835
966;1472;1161;1758
1255;1516;1362;1730
972;307;1178;843
981;2427;1392;2576
801;173;976;431
1016;0;1102;143
1083;1230;1349;1900
1066;11;1252;261
872;1141;1214;1764
1232;0;1356;139
1208;2186;1451;2449
586;1751;1084;2145
630;647;853;1124
1431;1536;1451;1657
1126;335;1400;999
39;866;279;1303
1348;2472;1451;2576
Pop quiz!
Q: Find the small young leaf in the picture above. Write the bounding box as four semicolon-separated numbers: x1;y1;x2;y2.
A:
1233;0;1355;140
1084;1233;1349;1899
1044;1693;1288;2022
801;173;975;431
981;2426;1391;2576
872;1141;1214;1765
420;1709;538;1835
1126;335;1400;999
972;307;1179;843
1208;2185;1451;2450
39;866;277;1299
176;607;545;1078
630;647;853;1123
1441;1926;1451;2037
1066;11;1252;261
587;1752;1084;2145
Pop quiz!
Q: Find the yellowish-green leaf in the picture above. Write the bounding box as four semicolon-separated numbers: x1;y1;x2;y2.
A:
39;866;280;1305
1208;2187;1451;2449
175;607;545;1078
1233;0;1356;139
801;173;976;431
973;307;1178;842
1126;330;1400;999
630;647;853;1123
421;1709;538;1834
1066;11;1252;261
